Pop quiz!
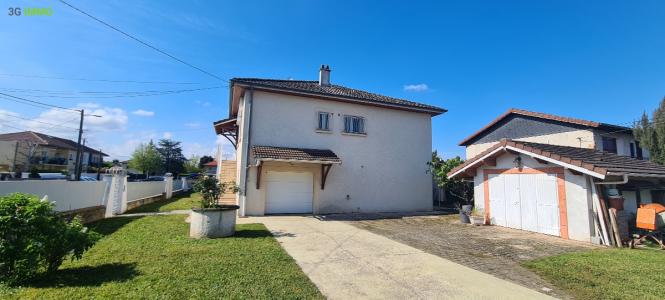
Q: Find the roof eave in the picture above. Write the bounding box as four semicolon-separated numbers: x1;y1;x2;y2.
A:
231;80;446;116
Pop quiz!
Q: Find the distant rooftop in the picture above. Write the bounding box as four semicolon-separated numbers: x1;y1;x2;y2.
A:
0;131;107;156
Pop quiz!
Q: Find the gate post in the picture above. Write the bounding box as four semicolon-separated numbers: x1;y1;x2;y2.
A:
165;173;173;199
104;166;128;216
181;177;189;191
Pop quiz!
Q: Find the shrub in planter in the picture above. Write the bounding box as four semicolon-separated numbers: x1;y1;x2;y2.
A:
0;193;100;285
190;177;240;238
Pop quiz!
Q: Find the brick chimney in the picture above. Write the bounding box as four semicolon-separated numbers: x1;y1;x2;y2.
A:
319;65;331;86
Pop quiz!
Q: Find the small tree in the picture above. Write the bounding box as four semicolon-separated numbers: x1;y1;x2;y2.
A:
192;176;239;208
157;139;186;175
129;141;162;176
428;151;473;208
634;97;665;165
0;193;100;284
184;155;202;173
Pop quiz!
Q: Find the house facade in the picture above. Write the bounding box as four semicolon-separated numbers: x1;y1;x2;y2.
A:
460;109;649;160
213;66;445;216
449;109;665;245
0;131;106;174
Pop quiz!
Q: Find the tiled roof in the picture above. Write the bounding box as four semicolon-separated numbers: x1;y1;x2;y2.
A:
252;145;341;163
448;139;665;178
231;78;446;115
0;131;107;156
459;108;631;146
203;160;217;167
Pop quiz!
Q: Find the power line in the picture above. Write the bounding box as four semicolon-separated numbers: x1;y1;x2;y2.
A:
0;92;79;112
0;112;80;130
0;86;225;99
0;73;202;85
58;0;227;82
0;121;31;132
0;86;223;95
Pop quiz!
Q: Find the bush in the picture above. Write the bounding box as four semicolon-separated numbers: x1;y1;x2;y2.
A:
192;177;239;208
0;193;100;284
28;168;40;179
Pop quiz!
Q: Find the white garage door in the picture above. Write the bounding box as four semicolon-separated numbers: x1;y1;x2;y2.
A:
488;173;560;236
265;171;313;214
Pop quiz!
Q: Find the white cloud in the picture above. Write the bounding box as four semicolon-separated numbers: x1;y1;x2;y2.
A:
163;131;172;139
403;83;429;92
0;103;128;138
195;100;212;107
184;122;200;128
132;109;155;117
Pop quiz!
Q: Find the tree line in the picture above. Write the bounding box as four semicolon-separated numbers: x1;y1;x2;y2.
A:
128;138;214;176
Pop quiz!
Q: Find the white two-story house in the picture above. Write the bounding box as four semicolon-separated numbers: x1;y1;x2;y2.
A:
448;108;665;245
213;65;446;216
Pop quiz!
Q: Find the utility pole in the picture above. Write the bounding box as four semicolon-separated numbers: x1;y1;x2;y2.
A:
74;109;84;181
96;148;102;180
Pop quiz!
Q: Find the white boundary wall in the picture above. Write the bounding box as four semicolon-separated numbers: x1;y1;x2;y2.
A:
0;181;107;211
127;181;165;201
1;174;190;215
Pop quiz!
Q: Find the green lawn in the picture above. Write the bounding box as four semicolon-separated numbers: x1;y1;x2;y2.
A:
523;248;665;299
1;215;322;299
126;192;203;213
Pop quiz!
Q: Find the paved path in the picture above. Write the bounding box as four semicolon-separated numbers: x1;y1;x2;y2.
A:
239;216;553;300
338;214;596;299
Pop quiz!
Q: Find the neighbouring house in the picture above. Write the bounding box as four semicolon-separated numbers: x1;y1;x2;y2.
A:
448;108;665;244
213;65;446;216
0;131;107;174
202;160;217;175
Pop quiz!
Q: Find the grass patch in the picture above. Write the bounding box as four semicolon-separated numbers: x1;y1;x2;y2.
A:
126;192;202;213
2;215;322;299
523;248;665;299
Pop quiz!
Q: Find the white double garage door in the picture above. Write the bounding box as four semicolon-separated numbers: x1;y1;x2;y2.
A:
265;171;313;214
488;173;561;236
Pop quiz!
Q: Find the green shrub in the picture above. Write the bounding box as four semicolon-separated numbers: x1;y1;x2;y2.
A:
27;168;40;179
192;177;239;208
0;193;100;284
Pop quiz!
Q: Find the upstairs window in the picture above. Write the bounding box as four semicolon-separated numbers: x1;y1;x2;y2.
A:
343;115;365;134
317;112;331;131
630;142;636;158
602;137;617;154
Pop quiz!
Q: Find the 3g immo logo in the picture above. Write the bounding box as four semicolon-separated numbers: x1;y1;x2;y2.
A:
8;7;53;16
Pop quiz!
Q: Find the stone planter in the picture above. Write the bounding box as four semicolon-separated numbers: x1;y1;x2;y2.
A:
189;205;240;238
470;215;485;226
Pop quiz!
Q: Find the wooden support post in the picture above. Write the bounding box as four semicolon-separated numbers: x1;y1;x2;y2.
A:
321;164;332;190
256;164;262;190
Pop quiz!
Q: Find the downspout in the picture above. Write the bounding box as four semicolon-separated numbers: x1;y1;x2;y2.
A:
240;88;254;216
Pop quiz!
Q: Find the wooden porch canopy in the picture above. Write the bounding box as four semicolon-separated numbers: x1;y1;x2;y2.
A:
251;145;341;190
213;118;238;149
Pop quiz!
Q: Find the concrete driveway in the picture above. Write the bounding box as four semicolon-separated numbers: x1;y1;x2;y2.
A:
240;216;552;300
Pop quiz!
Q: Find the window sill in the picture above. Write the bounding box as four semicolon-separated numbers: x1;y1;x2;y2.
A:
315;129;332;134
341;132;367;137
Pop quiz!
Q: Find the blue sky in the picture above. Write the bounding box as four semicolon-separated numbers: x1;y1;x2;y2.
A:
1;0;665;160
